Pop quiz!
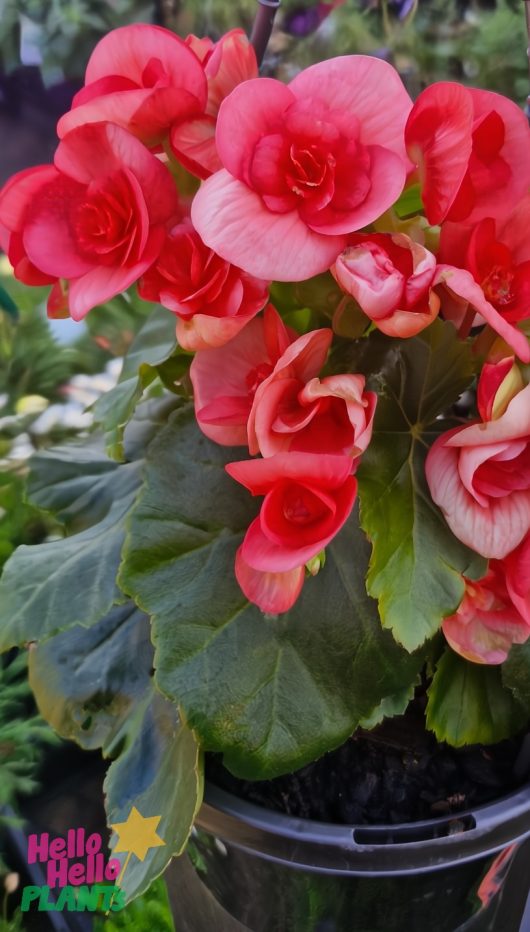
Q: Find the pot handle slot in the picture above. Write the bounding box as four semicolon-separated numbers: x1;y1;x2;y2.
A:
352;814;476;846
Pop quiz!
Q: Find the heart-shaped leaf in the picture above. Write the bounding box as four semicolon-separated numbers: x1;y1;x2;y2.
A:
120;406;425;779
29;603;202;904
338;320;486;651
426;648;527;746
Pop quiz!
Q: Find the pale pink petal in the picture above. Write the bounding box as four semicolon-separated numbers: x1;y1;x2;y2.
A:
289;56;412;160
374;297;440;338
426;435;530;559
435;265;530;364
235;546;305;614
191;171;346;281
443;611;529;665
176;306;262;351
445;382;530;448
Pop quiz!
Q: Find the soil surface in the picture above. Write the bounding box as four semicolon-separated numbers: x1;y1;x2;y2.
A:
207;698;530;825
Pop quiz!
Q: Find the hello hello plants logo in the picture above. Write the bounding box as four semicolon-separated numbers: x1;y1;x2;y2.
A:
20;807;165;914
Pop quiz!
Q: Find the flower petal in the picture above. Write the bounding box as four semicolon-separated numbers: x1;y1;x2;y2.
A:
191;171;346;281
289;55;412;160
435;265;530;363
235;545;305;614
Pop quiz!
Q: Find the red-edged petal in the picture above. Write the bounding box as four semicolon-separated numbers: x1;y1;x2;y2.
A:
426;433;530;559
465;87;530;225
205;30;258;115
435;265;530;363
170;116;219;179
84;24;207;103
176;306;262;351
406;82;473;225
235;545;305;613
191;171;346;281
289;55;412;160
226;452;354;495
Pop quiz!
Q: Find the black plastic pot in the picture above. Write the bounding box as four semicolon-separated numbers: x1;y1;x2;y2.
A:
167;783;530;932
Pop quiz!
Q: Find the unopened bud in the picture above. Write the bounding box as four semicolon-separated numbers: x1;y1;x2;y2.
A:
477;357;524;422
306;551;326;577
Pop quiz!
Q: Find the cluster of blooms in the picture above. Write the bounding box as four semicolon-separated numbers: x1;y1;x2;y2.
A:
1;24;529;661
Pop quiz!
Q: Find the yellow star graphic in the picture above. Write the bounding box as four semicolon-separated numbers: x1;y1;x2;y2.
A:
110;806;165;863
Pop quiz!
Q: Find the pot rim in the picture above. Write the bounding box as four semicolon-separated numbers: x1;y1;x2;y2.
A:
197;782;530;875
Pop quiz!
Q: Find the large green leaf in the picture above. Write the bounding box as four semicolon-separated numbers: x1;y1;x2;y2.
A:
28;603;152;752
120;406;424;779
502;641;530;713
0;446;141;650
105;689;203;904
93;306;183;462
341;320;486;651
29;604;203;904
426;648;527;746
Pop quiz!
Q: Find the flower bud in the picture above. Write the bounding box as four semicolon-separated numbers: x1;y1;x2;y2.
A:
477;356;524;422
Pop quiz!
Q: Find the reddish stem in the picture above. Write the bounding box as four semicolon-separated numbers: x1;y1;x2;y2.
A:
250;0;281;67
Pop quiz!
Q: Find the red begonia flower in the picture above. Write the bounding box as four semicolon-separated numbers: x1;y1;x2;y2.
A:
0;122;179;319
138;219;269;351
170;30;258;179
425;381;530;560
57;25;208;147
406;82;530;226
248;328;377;458
332;232;440;337
192;56;412;281
226;452;357;612
442;559;530;665
191;304;294;446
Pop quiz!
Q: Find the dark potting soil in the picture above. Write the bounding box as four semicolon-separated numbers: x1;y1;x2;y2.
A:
206;699;530;825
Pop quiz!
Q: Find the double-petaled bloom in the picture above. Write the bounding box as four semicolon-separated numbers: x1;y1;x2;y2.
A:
192;56;413;281
0;122;179;318
426;360;530;560
226;453;358;613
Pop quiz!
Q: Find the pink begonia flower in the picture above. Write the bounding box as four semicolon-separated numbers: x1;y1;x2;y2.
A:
192;56;412;281
0;122;179;320
425;379;530;560
442;557;530;665
191;305;294;446
332;233;440;338
138;219;269;351
405;82;530;226
248;327;377;457
170;30;258;179
226;453;357;612
434;197;530;363
57;25;208;147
